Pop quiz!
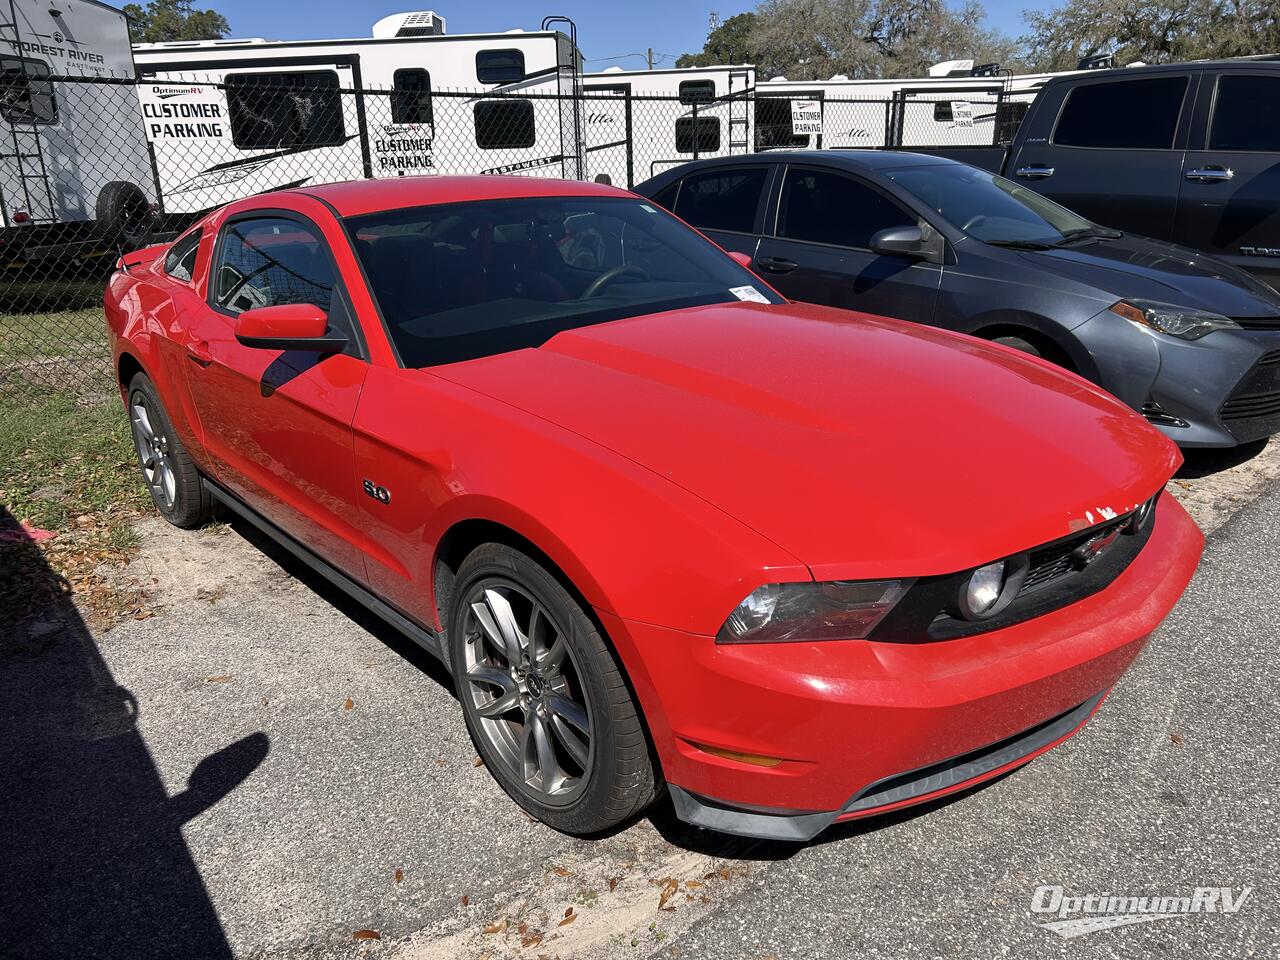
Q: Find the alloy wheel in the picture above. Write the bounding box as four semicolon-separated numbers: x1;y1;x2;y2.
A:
461;579;594;806
130;393;176;510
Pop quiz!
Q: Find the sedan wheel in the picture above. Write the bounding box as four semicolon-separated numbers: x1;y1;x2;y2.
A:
130;394;176;510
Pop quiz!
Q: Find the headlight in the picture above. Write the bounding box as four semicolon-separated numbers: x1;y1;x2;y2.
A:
1110;299;1240;340
716;579;914;644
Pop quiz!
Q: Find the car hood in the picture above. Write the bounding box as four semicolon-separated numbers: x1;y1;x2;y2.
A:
431;302;1180;579
1019;234;1280;319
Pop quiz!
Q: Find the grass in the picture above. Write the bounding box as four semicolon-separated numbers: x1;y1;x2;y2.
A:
0;389;152;629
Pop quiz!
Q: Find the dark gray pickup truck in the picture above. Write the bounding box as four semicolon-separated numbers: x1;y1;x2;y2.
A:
928;60;1280;290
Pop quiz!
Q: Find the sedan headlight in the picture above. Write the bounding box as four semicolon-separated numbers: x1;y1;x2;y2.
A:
716;579;914;644
1110;299;1240;340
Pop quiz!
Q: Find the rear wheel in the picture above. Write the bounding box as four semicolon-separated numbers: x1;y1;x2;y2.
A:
449;543;656;834
127;373;211;528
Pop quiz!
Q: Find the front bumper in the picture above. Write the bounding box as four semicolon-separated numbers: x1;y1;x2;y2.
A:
600;494;1202;841
1075;309;1280;447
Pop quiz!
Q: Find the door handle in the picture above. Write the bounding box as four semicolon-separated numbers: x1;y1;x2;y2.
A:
1015;165;1055;179
757;256;798;274
186;339;213;367
1185;166;1234;182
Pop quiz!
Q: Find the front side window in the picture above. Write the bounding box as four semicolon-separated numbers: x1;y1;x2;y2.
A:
225;71;345;150
164;229;202;282
1053;76;1188;149
777;168;915;248
474;100;536;149
212;217;334;314
888;163;1095;246
348;195;783;367
476;49;525;84
1209;75;1280;152
391;68;433;125
675;116;720;154
678;80;715;105
0;56;57;124
672;167;767;234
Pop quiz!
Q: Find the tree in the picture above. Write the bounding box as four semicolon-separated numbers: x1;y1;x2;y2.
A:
121;0;229;44
677;12;761;68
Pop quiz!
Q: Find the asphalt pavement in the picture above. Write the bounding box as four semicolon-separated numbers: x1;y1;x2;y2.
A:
1;479;1276;959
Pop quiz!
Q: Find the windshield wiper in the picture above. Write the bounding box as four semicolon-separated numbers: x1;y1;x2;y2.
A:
985;238;1057;250
1057;226;1124;244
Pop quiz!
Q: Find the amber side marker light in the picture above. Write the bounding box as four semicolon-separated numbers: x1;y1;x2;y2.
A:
688;740;784;767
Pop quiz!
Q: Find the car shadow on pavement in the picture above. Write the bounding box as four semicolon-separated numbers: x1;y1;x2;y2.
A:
1176;437;1269;479
0;503;268;959
644;772;1016;861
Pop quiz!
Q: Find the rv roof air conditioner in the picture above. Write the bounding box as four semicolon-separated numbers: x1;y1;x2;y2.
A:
371;11;447;39
928;59;975;78
1078;53;1115;70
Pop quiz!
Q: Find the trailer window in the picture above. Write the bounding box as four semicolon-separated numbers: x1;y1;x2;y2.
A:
1053;76;1188;149
0;56;57;125
678;80;715;105
474;100;536;149
476;49;526;84
391;69;433;125
675;116;720;154
933;101;953;122
1210;75;1280;152
754;98;808;148
225;71;345;150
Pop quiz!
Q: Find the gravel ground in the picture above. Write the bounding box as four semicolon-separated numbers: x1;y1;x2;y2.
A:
2;449;1277;960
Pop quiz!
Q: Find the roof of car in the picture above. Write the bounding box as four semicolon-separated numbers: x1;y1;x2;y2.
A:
295;175;629;218
642;151;954;184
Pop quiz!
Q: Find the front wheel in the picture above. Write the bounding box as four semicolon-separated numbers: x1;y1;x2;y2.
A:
449;543;656;834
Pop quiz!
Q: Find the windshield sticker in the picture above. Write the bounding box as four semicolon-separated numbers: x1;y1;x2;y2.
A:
730;285;770;304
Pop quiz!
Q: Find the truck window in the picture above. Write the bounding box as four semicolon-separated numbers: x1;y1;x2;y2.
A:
678;80;715;105
474;100;536;149
1209;75;1280;152
225;71;345;150
391;69;432;125
0;56;57;125
675;116;720;154
1053;76;1188;149
777;168;915;249
476;49;525;84
672;168;767;234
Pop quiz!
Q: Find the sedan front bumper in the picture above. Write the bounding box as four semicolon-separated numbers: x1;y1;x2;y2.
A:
599;494;1203;841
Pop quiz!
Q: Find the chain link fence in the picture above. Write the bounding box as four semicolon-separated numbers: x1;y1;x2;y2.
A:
1;72;1022;396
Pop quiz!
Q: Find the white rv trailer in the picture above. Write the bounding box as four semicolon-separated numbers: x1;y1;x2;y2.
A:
133;12;585;217
0;0;155;256
581;65;755;187
754;73;1014;150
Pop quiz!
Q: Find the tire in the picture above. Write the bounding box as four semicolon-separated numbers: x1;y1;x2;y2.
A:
992;334;1043;359
126;373;212;529
96;181;154;251
449;543;656;834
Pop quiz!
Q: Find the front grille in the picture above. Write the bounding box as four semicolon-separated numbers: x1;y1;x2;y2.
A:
1021;514;1129;594
1219;349;1280;441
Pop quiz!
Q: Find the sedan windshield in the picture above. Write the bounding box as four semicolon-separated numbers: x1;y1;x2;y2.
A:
347;195;783;366
885;164;1110;248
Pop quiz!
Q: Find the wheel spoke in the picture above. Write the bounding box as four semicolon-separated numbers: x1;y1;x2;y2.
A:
483;588;527;661
524;712;562;793
470;599;513;662
547;713;590;769
540;633;567;672
547;693;589;735
467;663;521;718
132;404;154;441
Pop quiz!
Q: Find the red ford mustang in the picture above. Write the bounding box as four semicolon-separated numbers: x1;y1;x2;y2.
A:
105;176;1203;841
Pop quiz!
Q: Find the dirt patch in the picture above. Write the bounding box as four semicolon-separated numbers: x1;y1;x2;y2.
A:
1165;438;1280;534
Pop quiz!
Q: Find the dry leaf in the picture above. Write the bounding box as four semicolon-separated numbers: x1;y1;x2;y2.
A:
133;609;154;621
483;919;507;935
551;866;572;878
1174;479;1193;490
520;933;543;948
657;877;679;910
394;869;404;883
684;880;703;890
462;894;470;906
352;929;381;940
558;913;577;927
1170;732;1185;746
517;923;529;935
343;697;354;710
474;756;485;767
718;868;731;881
563;907;575;918
608;877;619;892
204;674;231;683
260;697;269;706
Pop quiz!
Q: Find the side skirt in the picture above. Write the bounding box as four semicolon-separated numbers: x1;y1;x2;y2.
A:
200;478;451;670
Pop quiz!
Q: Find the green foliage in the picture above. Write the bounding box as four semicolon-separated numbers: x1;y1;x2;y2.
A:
121;0;229;44
676;13;760;68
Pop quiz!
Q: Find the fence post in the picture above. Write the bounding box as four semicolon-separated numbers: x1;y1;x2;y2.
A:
692;100;699;161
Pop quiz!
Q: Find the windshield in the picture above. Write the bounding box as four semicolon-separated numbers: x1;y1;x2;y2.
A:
885;164;1098;246
347;196;783;366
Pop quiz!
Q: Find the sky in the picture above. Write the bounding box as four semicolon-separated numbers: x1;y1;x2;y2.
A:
117;1;1053;68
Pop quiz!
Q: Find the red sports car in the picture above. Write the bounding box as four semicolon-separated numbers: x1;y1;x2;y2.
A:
105;176;1203;841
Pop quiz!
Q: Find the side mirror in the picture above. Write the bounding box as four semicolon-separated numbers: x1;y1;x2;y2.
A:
728;251;754;269
234;303;347;352
870;225;926;258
